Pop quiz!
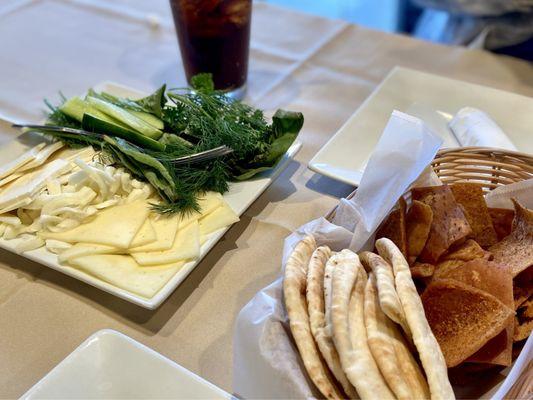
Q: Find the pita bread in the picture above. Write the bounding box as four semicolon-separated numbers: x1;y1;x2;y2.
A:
364;273;429;400
450;183;498;247
375;238;455;400
489;199;533;277
422;279;514;368
412;185;472;263
405;200;433;262
324;255;335;338
306;247;357;398
488;207;514;241
376;198;407;257
331;250;394;400
360;251;411;338
283;236;344;399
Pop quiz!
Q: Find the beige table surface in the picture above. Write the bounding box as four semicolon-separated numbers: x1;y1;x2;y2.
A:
0;1;532;398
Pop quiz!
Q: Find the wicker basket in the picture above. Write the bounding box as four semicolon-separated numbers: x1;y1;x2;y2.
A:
326;147;533;220
325;146;533;398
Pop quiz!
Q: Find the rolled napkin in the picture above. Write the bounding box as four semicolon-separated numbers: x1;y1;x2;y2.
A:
449;107;517;151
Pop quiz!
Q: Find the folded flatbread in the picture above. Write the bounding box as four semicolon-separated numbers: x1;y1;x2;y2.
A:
331;250;394;400
360;251;411;338
376;238;455;400
364;273;429;400
307;247;357;398
283;236;344;399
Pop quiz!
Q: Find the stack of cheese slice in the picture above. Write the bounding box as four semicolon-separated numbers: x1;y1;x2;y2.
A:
39;192;239;298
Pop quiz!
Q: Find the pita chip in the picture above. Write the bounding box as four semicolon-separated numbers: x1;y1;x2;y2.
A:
422;279;514;368
406;200;433;262
412;185;472;263
488;208;515;241
489;199;533;277
450;183;498;247
375;198;408;257
438;259;514;366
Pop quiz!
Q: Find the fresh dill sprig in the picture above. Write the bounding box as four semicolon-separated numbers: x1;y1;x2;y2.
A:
41;73;304;214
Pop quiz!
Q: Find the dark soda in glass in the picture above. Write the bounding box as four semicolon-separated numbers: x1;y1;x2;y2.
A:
169;0;252;97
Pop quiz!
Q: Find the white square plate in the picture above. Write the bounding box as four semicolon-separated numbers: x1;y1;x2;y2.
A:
21;329;232;399
308;66;533;186
0;82;301;309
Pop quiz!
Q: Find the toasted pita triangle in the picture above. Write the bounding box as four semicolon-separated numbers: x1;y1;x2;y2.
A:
489;199;533;277
421;279;514;367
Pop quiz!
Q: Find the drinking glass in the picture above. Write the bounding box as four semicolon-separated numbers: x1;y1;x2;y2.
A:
169;0;252;99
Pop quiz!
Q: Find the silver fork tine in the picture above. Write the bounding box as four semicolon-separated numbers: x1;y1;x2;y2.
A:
13;124;233;165
170;146;233;165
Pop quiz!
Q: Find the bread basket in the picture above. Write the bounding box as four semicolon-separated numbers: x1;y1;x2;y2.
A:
326;146;533;398
327;146;533;218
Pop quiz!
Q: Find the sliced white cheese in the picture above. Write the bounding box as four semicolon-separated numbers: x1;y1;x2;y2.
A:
58;243;118;264
40;200;150;248
45;239;72;254
0;143;46;179
15;236;45;253
0;216;21;226
18;142;64;172
0;159;70;214
0;198;32;215
49;146;96;163
176;192;223;228
0;172;23;188
131;220;200;266
129;218;156;248
68;254;183;298
129;213;179;253
199;203;239;236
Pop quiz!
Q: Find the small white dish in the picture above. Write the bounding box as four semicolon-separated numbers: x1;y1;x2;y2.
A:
21;329;232;399
308;66;533;186
0;82;302;309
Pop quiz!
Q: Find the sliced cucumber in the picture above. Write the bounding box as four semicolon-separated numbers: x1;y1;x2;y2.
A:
60;97;125;128
86;96;163;140
82;113;165;151
130;110;164;130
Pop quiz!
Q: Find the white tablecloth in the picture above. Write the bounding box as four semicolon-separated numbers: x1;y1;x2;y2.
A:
0;1;532;397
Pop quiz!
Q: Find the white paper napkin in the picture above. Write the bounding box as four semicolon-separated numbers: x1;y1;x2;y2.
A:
332;110;442;250
449;107;517;151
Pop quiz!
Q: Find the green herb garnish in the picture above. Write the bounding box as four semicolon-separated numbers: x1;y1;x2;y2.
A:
43;73;304;214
